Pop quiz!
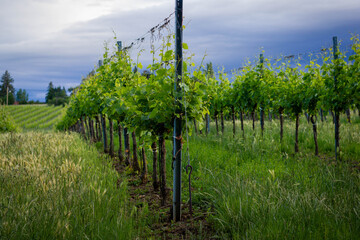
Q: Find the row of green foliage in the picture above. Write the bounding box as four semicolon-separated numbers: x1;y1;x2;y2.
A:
58;34;206;138
13;105;59;123
0;107;17;132
5;105;65;130
59;34;360;152
207;36;360;158
56;33;208;205
210;36;360;120
20;106;63;128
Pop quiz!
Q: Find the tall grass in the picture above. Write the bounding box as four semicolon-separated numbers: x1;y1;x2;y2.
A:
35;113;358;239
0;132;147;239
184;114;360;239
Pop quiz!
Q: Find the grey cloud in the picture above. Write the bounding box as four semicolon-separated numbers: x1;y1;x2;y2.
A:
1;0;360;101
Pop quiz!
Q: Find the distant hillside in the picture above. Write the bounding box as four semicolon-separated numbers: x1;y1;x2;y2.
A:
6;105;66;130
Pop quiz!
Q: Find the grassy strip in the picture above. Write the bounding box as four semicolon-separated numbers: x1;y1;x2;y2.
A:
102;114;359;239
183;116;360;239
0;107;18;133
58;113;359;239
0;132;147;239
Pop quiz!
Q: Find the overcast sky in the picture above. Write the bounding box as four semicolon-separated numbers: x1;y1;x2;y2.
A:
1;0;360;101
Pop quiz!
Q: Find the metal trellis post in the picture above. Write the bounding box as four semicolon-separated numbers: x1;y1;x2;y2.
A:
260;54;264;135
173;0;183;222
333;36;340;161
117;40;129;161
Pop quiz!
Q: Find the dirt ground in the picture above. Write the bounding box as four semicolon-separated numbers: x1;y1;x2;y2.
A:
113;159;217;239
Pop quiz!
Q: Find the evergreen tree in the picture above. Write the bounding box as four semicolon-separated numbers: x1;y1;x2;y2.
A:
16;89;29;104
45;82;54;103
205;62;215;79
45;82;68;106
0;70;15;105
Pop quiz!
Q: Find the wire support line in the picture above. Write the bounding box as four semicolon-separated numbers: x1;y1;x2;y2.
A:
122;12;175;51
228;42;356;74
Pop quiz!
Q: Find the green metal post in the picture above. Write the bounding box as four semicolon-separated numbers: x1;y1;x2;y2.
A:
173;0;183;222
206;113;210;135
260;54;264;135
98;60;108;153
117;40;129;163
117;41;122;52
333;36;340;161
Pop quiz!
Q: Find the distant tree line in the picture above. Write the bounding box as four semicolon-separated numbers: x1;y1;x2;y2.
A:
0;71;70;105
0;70;40;105
16;89;29;104
45;82;68;106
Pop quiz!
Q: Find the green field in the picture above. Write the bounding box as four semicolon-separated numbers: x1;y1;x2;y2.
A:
5;104;66;130
1;106;360;239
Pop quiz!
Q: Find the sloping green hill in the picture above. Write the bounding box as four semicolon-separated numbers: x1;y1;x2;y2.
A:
6;104;66;130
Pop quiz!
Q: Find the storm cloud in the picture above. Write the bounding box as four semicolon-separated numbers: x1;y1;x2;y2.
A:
0;0;359;101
